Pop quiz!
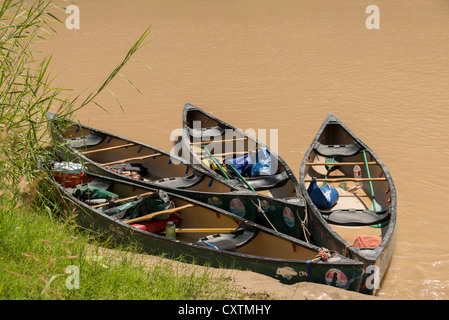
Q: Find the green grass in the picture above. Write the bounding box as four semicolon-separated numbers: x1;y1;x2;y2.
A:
0;0;244;300
0;205;241;300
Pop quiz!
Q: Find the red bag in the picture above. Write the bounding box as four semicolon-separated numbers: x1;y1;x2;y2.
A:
131;214;182;233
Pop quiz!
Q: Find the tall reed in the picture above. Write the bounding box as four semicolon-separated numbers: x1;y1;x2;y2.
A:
0;0;244;300
0;0;149;211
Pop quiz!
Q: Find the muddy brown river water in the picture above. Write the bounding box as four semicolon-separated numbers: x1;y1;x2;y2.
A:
39;0;449;299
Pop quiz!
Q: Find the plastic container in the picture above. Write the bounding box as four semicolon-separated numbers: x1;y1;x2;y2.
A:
353;165;362;188
53;162;85;187
165;221;176;240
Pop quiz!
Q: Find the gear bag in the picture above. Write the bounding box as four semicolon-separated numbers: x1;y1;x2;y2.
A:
307;177;339;209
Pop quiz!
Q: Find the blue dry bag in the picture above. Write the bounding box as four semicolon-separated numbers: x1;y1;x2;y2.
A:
251;147;275;176
307;177;339;209
225;153;253;177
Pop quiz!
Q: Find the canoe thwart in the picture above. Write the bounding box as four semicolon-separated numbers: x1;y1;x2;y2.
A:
166;227;237;234
190;137;248;145
306;161;377;166
101;153;163;167
81;143;135;155
304;177;387;182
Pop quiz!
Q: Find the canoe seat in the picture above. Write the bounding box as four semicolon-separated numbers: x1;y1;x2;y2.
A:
246;171;289;191
67;132;105;149
320;208;390;226
314;141;362;157
153;172;205;189
188;124;226;139
194;225;258;252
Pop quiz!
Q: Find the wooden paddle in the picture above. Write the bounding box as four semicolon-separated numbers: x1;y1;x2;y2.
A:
122;203;195;224
91;191;155;208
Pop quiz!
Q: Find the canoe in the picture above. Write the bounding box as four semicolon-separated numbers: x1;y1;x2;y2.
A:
49;166;365;291
46;112;239;194
46;112;309;240
181;103;300;200
299;113;397;295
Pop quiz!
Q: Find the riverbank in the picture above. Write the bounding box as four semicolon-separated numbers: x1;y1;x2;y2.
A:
0;202;377;300
93;245;380;300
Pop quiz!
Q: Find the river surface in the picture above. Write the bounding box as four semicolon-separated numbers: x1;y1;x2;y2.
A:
38;0;449;299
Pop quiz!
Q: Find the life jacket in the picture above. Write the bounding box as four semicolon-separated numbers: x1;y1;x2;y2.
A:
108;163;148;180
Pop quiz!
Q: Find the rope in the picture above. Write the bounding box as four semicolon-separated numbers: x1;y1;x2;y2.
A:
310;248;337;263
296;194;311;243
250;198;278;232
345;244;353;258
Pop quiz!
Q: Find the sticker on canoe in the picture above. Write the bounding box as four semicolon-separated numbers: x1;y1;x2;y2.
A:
275;266;307;280
261;200;271;212
229;198;245;217
207;197;222;208
275;266;297;280
283;207;295;228
325;268;349;289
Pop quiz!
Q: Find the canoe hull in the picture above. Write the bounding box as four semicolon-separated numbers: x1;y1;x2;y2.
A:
52;173;364;291
163;189;308;241
46;112;309;241
181;103;300;199
299;113;397;295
